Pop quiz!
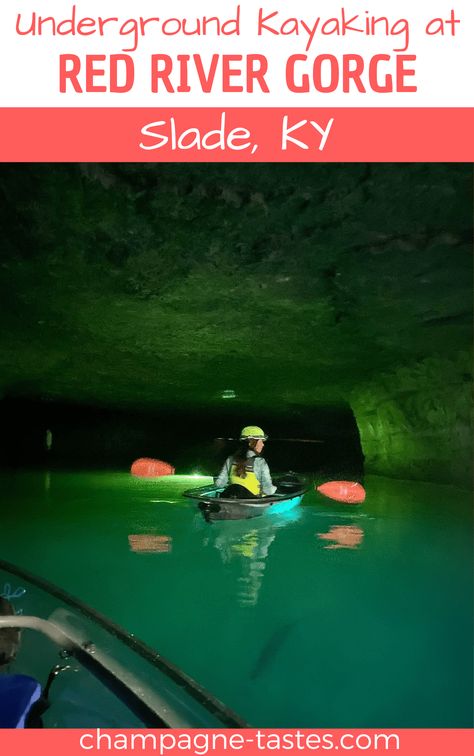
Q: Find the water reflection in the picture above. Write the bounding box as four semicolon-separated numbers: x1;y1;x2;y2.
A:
316;524;364;550
203;511;301;607
44;471;51;495
128;534;172;553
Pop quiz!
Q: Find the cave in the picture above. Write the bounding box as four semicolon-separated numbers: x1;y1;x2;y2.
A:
0;162;472;729
0;163;471;485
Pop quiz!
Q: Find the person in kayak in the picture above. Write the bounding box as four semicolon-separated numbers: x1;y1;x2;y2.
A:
215;426;277;498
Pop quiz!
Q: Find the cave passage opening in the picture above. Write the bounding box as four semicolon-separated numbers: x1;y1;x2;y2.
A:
0;397;365;481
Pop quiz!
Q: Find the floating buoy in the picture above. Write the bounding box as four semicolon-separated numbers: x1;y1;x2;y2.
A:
316;480;366;504
131;458;175;478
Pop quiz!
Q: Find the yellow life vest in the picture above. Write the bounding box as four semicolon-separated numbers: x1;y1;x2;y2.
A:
230;456;261;495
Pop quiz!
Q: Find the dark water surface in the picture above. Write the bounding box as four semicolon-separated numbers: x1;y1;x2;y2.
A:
0;470;472;727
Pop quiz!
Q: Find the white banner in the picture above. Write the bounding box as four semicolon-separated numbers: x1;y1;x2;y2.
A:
1;0;473;106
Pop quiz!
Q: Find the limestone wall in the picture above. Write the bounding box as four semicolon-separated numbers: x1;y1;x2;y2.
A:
351;351;472;486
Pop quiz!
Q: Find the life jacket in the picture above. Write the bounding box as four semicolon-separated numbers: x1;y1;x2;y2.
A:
229;455;261;495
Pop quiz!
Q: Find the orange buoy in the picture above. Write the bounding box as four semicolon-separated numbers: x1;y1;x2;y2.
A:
131;458;175;478
316;480;366;504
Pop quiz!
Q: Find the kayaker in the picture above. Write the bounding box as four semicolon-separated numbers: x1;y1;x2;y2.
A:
215;426;277;497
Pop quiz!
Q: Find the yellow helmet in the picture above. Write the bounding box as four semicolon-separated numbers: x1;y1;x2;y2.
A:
240;425;268;441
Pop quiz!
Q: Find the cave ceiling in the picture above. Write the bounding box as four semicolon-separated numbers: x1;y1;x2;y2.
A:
0;163;471;413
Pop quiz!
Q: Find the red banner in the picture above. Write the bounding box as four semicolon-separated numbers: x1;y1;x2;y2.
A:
1;108;473;161
0;729;473;756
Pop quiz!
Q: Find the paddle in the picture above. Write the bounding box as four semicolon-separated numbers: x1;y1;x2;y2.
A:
316;480;366;504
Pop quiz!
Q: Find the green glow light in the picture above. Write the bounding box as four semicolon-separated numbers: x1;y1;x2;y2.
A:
221;389;236;399
173;475;212;481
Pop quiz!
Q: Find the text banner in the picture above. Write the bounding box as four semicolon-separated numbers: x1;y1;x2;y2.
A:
1;108;473;161
0;729;473;756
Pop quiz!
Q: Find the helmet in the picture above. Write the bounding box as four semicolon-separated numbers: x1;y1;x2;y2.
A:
240;425;268;441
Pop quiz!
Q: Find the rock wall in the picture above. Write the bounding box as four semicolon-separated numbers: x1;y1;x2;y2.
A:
351;351;472;486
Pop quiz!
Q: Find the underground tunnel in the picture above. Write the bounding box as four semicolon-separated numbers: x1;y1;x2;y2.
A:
0;162;471;485
0;163;472;729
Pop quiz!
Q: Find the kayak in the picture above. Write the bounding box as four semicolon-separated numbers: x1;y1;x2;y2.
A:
0;559;246;728
184;473;308;521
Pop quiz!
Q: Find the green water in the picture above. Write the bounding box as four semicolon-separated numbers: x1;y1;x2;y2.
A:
0;470;472;727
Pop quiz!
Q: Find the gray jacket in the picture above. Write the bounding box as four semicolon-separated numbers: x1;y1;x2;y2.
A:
215;450;277;495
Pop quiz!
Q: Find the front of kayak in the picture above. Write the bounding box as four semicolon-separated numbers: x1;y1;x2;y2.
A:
0;559;247;729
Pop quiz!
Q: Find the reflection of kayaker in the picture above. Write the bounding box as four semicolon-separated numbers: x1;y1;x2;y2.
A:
214;426;277;498
206;510;301;606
